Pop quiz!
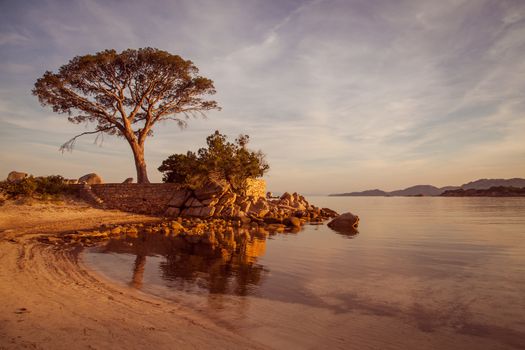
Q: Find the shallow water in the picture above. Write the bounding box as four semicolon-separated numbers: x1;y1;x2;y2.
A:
84;197;525;349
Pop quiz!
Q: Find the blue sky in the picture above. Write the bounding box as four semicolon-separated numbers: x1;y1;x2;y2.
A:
1;0;524;193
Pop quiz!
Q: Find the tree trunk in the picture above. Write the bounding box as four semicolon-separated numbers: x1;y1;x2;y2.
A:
129;141;150;184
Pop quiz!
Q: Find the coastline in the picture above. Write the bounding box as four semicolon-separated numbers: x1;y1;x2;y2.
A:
0;200;265;350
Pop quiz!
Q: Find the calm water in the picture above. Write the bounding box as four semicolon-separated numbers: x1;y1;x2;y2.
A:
84;197;525;349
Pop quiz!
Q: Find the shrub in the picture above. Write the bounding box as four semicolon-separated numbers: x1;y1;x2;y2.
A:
158;131;269;194
0;175;68;199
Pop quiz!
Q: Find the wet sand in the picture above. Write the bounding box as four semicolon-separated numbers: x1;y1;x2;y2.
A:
0;199;264;350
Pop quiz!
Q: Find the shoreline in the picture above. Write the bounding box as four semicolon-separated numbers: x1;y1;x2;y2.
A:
0;199;266;349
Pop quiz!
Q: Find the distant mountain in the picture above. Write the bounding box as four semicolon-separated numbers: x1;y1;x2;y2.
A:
331;189;388;197
329;178;524;197
460;178;525;190
441;186;525;197
389;185;444;196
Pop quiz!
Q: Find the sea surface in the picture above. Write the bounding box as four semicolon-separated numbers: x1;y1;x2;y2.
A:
83;197;525;349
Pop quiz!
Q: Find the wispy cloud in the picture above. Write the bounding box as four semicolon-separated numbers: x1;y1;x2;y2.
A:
0;0;524;192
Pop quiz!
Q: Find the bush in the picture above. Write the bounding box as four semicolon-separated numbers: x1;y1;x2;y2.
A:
0;175;68;199
158;131;269;194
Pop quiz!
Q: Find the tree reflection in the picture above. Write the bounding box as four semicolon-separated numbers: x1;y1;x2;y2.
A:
102;227;270;296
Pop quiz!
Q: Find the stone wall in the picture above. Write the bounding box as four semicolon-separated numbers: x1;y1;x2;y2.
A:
89;183;183;215
69;181;338;223
245;178;266;198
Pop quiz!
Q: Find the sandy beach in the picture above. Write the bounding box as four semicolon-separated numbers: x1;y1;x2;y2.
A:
0;199;264;350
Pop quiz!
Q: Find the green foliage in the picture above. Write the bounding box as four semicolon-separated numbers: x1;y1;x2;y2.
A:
158;131;269;194
0;175;68;199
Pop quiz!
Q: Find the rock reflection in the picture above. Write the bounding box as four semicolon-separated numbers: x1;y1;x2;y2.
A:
333;226;359;239
101;226;274;295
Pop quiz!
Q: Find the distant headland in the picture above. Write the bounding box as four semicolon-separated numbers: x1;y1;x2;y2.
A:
330;178;525;197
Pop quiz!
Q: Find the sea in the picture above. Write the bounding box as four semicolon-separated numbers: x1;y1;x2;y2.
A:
83;196;525;349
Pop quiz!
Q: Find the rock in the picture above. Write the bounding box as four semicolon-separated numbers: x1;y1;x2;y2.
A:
327;212;359;232
194;180;230;201
170;221;185;231
284;216;301;228
168;189;191;207
249;198;270;218
321;207;339;218
240;216;251;225
218;192;236;207
238;199;251;213
165;207;181;217
199;206;216;218
183;206;215;217
263;216;282;224
280;192;292;201
201;197;219;206
110;227;122;235
122;177;133;184
185;197;203;207
214;205;225;216
292;202;306;211
7;171;28;182
78;173;103;184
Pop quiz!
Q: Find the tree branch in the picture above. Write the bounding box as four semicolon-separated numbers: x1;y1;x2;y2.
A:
59;125;117;153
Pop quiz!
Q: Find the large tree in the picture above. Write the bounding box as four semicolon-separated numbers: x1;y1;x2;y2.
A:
33;48;220;183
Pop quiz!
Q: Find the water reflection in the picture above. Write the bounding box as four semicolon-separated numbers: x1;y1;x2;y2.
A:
100;226;277;295
85;197;525;350
332;226;359;239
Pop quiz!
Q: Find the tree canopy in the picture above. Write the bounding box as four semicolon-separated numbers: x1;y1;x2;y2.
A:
158;131;269;194
32;48;220;183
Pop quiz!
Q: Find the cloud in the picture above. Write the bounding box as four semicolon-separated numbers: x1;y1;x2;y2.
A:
1;0;524;192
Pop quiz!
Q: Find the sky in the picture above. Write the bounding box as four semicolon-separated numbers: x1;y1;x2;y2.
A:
1;0;524;194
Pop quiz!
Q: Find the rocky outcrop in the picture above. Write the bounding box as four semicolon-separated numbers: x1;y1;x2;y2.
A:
327;212;359;233
164;180;338;228
7;171;28;182
78;173;103;184
68;182;341;228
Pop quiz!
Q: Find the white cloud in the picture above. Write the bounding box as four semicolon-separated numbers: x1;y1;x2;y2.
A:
1;0;525;192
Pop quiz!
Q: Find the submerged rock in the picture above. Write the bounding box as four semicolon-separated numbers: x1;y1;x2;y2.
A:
284;216;301;228
327;212;359;233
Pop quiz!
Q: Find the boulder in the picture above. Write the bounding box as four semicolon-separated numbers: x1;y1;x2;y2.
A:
165;207;181;217
284;216;301;228
194;180;230;201
280;192;292;201
122;177;133;184
168;189;191;208
201;197;219;206
249;198;270;218
78;173;103;184
321;207;339;218
238;199;251;213
218;192;236;206
183;206;215;217
327;212;359;232
7;171;28;182
185;197;203;207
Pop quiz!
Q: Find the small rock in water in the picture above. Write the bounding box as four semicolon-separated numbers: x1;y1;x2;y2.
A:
327;212;359;233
